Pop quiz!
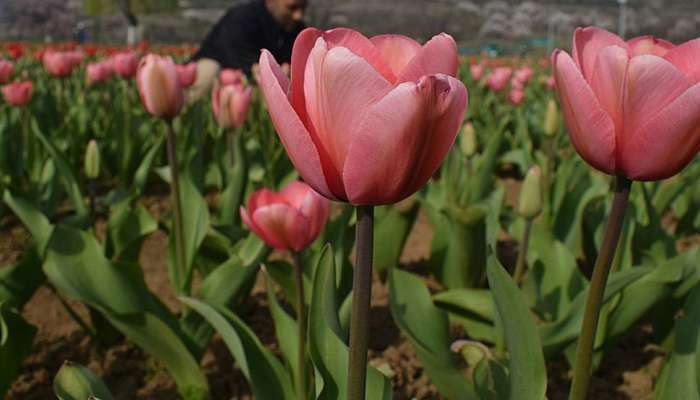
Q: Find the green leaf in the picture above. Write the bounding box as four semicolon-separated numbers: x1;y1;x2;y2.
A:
655;286;700;400
373;202;419;279
0;248;44;308
486;255;546;400
433;288;496;342
53;361;114;400
132;136;163;196
309;245;393;400
217;133;247;225
389;268;477;398
180;296;295;400
0;302;36;398
105;199;158;262
3;190;54;255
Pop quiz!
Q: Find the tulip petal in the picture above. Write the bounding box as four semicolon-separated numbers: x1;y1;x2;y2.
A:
304;42;393;198
259;50;334;199
370;34;422;78
281;181;330;243
396;33;459;83
251;204;309;251
343;74;467;205
621;83;700;180
623;55;690;141
324;28;396;82
290;28;324;125
572;27;628;81
589;45;628;136
627;36;674;57
553;50;616;174
664;38;700;84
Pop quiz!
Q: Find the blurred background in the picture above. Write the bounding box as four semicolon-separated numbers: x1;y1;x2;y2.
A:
0;0;699;54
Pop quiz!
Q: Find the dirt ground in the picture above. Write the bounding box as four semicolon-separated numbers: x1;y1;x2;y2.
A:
3;189;669;400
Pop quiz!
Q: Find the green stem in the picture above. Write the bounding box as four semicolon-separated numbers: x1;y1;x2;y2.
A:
513;218;532;285
165;120;188;295
568;175;632;400
292;252;307;400
347;205;374;400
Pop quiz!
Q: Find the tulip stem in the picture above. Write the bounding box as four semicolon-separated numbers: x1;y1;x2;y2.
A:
347;205;374;400
291;252;307;400
569;175;632;400
165;120;188;295
513;218;532;285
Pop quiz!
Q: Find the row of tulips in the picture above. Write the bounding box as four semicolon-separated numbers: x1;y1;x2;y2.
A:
2;25;700;400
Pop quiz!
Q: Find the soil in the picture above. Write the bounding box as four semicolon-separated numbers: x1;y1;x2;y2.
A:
1;189;679;400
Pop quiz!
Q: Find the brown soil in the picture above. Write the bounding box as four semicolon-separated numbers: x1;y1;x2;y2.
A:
2;192;672;400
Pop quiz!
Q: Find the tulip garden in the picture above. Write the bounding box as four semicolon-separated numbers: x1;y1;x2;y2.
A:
1;26;700;400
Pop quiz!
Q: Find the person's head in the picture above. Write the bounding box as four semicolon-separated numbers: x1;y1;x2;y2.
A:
265;0;307;32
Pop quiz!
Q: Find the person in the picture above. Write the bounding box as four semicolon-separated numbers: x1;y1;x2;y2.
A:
188;0;307;101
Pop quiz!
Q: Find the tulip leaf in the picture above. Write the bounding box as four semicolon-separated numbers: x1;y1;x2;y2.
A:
486;255;546;400
0;302;36;399
132;135;164;196
309;245;393;400
180;296;295;400
53;361;114;400
3;190;54;255
0;247;44;309
373;202;419;280
217;133;247;226
655;285;700;400
105;198;158;262
389;268;478;399
433;288;496;342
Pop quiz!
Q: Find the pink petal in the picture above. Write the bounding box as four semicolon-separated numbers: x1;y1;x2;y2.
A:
258;50;334;199
620;83;700;180
572;27;628;82
553;50;616;174
623;55;690;143
664;38;700;84
252;204;309;251
627;36;674;57
343;74;468;205
589;45;628;137
281;181;330;243
290;28;324;126
370;34;422;78
396;33;459;83
303;41;393;198
324;28;396;83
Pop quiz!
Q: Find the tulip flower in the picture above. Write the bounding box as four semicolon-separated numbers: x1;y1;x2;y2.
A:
507;88;525;106
514;66;534;85
43;51;75;78
112;51;140;79
486;67;512;92
259;27;467;400
240;180;330;400
86;62;112;86
176;63;197;88
240;181;330;252
0;60;14;84
212;83;253;130
545;75;556;90
470;63;484;81
219;68;245;86
553;26;700;400
136;54;184;119
2;81;33;107
510;76;524;91
552;26;700;181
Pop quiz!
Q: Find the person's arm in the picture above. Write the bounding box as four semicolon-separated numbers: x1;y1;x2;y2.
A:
186;58;221;103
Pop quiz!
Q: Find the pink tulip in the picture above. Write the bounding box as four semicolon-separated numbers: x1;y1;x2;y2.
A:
66;50;85;67
259;28;468;205
545;75;556;90
553;26;700;181
136;54;184;119
212;83;253;129
510;76;524;91
486;67;512;92
112;51;140;79
220;68;245;86
627;35;674;57
86;62;112;86
43;51;75;78
240;181;330;252
514;67;534;85
0;60;15;84
176;63;197;88
2;81;33;107
508;88;525;106
470;63;484;81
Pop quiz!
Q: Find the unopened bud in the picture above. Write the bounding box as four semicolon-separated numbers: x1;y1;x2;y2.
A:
84;140;100;179
518;166;543;219
460;122;477;157
543;99;559;137
53;361;114;400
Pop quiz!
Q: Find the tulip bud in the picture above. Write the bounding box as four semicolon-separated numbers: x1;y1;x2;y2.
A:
84;140;100;179
517;166;542;219
136;54;184;119
543;99;559;137
459;122;477;157
53;361;114;400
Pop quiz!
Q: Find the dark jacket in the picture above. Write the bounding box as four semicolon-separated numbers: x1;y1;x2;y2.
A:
192;0;304;76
